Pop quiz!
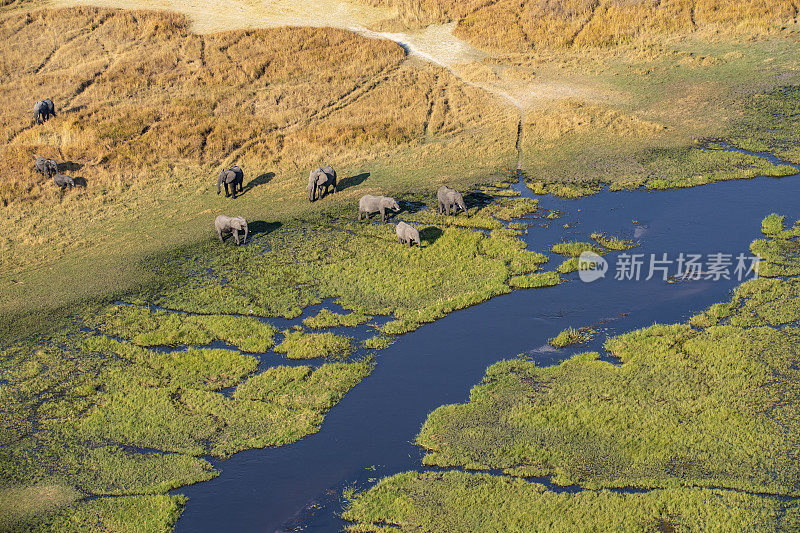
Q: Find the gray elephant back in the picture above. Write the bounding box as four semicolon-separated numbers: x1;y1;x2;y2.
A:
35;156;58;174
359;195;379;208
396;221;420;244
53;174;73;187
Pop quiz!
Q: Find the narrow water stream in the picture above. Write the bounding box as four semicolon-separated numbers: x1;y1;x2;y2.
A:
173;148;800;532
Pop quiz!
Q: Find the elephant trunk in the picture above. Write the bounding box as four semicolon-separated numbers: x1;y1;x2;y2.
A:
242;223;248;244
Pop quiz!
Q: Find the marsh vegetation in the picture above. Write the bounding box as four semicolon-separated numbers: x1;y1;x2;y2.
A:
2;0;800;530
344;216;800;530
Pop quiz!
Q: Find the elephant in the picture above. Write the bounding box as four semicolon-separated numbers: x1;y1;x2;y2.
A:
33;98;56;125
214;215;248;245
437;186;468;217
359;195;400;222
308;166;337;202
396;221;421;247
53;174;75;190
34;156;58;178
217;166;244;198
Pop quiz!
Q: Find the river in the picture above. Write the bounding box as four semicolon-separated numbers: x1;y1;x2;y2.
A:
173;147;800;531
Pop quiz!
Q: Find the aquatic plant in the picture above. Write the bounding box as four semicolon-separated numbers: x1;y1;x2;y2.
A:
363;335;395;350
590;232;638;251
528;181;602;199
274;329;354;360
344;217;800;531
92;304;278;353
550;241;605;257
508;271;561;288
549;326;594;348
343;471;800;532
302;308;370;329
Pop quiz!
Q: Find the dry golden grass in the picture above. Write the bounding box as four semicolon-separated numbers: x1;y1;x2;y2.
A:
363;0;800;51
0;7;515;278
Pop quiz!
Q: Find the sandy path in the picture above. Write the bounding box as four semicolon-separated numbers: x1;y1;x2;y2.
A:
49;0;612;114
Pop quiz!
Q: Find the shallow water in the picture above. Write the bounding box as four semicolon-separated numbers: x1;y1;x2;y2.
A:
172;149;800;531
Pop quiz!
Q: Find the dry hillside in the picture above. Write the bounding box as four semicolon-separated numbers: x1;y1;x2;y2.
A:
363;0;800;50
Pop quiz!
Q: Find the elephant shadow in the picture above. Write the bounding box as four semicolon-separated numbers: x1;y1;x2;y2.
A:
241;172;275;196
420;226;443;245
248;220;281;237
338;172;370;191
58;161;83;173
72;176;88;188
463;191;493;209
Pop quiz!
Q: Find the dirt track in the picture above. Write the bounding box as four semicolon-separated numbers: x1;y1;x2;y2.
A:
49;0;610;111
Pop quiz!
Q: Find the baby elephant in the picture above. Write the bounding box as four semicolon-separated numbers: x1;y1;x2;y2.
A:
217;166;244;198
359;195;400;222
34;156;58;178
437;186;468;217
396;221;420;247
53;174;75;190
308;166;337;202
215;215;248;245
33;98;56;125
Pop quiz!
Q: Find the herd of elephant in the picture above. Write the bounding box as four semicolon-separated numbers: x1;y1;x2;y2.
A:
217;164;470;248
32;98;78;191
31;98;469;247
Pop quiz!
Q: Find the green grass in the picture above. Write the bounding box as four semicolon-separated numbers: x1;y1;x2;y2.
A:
550;241;606;257
508;271;562;288
761;213;786;235
549;327;594;348
556;255;604;274
0;320;373;529
143;221;549;335
343;471;800;532
590;232;639;251
274;329;354;360
32;494;188;533
728;86;800;163
92;304;278;353
363;335;395;350
302;308;370;329
478;198;540;220
528;181;603;198
749;218;800;277
410;217;800;494
0;484;82;532
344;215;800;530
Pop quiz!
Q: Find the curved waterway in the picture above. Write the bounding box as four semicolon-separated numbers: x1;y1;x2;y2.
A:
174;147;800;531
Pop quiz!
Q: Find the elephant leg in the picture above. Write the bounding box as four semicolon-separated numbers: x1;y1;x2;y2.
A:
438;201;443;214
218;230;224;243
233;229;240;245
380;208;385;222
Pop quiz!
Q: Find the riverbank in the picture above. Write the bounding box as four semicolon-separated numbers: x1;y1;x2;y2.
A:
343;213;800;531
